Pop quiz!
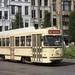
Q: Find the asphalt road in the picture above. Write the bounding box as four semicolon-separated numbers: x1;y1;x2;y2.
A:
0;59;75;75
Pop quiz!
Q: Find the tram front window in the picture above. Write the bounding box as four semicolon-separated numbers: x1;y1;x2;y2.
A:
44;36;62;46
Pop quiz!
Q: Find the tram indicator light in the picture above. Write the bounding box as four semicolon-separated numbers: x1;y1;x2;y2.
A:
48;30;60;34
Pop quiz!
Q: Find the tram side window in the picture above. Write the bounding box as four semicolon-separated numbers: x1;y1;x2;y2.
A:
15;37;19;46
6;38;10;46
0;38;1;46
26;36;31;46
21;36;25;46
2;38;5;46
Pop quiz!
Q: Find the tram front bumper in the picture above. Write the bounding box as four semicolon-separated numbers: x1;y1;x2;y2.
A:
50;57;63;61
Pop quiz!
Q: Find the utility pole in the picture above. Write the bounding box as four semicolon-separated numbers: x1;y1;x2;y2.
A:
60;0;63;37
8;0;11;30
60;0;64;47
32;0;35;27
38;0;40;28
60;0;62;31
2;0;5;31
50;0;53;27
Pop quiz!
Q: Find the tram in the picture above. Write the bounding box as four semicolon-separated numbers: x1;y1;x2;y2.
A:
0;27;63;63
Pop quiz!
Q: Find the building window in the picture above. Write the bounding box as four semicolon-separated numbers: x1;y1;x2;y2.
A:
25;0;28;1
39;0;42;6
53;0;56;11
0;0;2;6
40;10;42;18
44;0;48;6
18;0;21;1
4;0;8;6
62;1;71;11
32;10;36;18
25;22;28;27
4;11;8;19
0;11;2;19
25;6;28;15
53;15;56;26
5;26;8;30
11;6;15;14
18;6;22;12
62;15;69;25
25;20;29;27
11;0;15;1
31;0;35;6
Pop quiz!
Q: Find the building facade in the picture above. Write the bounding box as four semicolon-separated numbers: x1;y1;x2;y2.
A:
31;0;51;28
0;0;31;31
0;0;75;41
31;0;75;30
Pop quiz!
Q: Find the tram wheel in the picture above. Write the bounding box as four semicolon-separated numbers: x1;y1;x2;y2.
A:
0;55;5;61
25;57;31;63
21;57;25;63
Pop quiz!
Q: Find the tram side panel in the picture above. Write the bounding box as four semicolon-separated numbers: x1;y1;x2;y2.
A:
14;47;32;61
0;47;10;59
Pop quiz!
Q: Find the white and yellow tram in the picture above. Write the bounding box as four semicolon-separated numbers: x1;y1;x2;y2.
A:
0;27;63;63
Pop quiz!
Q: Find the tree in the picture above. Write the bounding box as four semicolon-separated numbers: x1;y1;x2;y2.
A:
42;10;51;28
12;11;23;29
68;11;75;42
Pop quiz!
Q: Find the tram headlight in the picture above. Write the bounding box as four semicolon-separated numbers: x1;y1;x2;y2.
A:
55;50;59;55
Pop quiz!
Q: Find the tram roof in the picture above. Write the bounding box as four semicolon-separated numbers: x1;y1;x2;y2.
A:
0;26;35;36
0;26;59;36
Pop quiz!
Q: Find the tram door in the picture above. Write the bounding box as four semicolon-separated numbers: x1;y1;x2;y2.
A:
10;36;14;60
32;34;42;62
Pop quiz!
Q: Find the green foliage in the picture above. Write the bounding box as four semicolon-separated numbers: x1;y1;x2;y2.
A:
12;11;23;29
42;10;51;28
68;11;75;42
64;46;75;59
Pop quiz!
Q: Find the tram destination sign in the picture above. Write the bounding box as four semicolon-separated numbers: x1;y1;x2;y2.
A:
48;30;60;34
